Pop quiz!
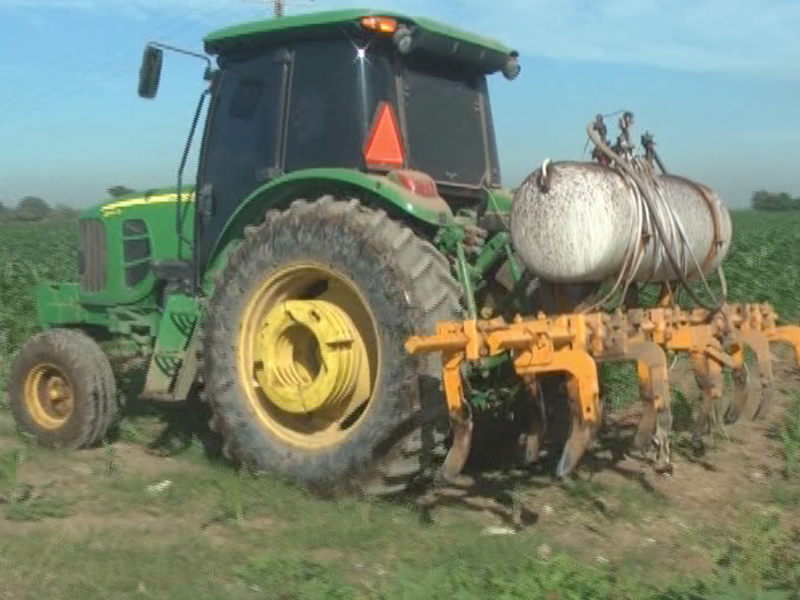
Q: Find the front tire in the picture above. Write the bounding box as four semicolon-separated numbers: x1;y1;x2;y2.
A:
7;328;119;448
203;197;461;497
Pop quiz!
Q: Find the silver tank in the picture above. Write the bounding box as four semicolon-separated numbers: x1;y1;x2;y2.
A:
509;161;732;284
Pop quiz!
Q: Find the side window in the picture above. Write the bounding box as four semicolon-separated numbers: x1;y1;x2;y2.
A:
196;51;286;269
230;78;265;120
122;219;151;287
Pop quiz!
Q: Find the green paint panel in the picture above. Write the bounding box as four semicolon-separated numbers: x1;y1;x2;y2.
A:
142;294;200;400
204;8;513;56
36;283;88;329
204;168;455;288
77;188;195;308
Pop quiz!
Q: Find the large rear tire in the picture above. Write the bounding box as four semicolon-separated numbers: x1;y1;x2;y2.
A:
6;328;119;448
203;197;461;497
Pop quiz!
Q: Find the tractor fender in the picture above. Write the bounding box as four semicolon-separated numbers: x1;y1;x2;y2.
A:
204;168;454;288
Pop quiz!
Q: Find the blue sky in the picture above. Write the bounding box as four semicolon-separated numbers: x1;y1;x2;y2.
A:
1;0;799;208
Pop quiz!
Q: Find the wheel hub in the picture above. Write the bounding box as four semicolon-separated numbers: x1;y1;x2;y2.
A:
23;364;74;429
256;300;367;414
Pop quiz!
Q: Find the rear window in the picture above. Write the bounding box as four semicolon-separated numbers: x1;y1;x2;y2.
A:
400;56;499;187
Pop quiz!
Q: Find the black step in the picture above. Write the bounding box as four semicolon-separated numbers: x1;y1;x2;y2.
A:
153;260;193;283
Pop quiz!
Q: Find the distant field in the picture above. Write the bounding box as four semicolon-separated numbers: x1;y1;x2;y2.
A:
717;210;800;320
0;221;78;358
1;211;799;373
0;213;799;599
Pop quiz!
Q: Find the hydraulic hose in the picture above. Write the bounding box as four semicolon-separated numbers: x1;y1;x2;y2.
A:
585;123;726;313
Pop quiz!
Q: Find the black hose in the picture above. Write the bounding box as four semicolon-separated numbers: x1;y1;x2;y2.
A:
586;123;725;313
175;88;209;261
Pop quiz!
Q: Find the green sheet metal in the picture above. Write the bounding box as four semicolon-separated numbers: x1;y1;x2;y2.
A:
204;8;514;57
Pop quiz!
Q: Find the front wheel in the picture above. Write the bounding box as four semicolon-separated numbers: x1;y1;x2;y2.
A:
203;197;461;497
6;328;119;448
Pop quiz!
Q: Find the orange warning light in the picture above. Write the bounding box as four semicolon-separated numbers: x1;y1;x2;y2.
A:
360;16;399;34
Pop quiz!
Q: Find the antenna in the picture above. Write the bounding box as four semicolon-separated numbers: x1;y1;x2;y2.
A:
241;0;314;18
274;0;317;18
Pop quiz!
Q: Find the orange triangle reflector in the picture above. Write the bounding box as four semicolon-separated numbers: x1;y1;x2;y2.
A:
364;101;404;169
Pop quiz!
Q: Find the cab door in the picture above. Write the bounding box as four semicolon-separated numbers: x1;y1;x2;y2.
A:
194;49;291;273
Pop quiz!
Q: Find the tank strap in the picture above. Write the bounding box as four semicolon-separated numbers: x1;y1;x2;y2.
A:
671;176;724;274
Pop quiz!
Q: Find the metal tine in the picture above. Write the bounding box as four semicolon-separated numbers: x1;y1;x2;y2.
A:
556;378;601;478
759;321;800;418
404;301;800;484
624;341;672;471
520;376;546;465
439;407;473;485
737;330;776;421
690;347;724;442
633;359;657;453
724;345;750;424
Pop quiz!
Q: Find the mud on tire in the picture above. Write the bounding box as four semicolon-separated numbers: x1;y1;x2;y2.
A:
7;328;119;448
203;197;461;497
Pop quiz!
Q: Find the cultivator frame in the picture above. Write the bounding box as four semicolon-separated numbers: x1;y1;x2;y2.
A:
406;302;800;482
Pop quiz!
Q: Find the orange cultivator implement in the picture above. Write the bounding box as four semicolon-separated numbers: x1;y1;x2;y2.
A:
406;303;800;483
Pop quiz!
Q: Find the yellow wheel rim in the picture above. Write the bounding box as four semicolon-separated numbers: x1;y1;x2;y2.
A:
22;363;74;430
237;263;380;450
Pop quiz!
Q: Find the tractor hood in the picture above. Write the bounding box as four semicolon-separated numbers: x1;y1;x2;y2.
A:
203;9;519;76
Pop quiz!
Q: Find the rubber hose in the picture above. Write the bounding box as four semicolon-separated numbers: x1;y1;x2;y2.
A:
586;123;725;313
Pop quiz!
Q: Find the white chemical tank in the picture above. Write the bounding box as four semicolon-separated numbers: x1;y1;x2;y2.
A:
509;161;732;284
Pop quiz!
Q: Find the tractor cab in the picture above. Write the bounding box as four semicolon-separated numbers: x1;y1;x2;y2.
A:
140;9;520;273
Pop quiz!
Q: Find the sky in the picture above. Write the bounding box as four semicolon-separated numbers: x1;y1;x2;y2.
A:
1;0;799;209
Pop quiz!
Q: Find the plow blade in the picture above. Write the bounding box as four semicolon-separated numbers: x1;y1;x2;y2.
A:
406;303;800;481
724;344;750;425
519;376;547;465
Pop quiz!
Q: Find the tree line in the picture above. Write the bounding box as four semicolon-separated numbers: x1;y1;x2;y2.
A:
751;190;800;211
0;197;79;222
2;186;796;220
0;185;136;223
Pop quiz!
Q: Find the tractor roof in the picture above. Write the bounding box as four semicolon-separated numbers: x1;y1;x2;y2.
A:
204;8;515;58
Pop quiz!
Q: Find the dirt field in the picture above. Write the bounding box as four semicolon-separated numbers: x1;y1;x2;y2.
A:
0;348;798;599
1;216;800;599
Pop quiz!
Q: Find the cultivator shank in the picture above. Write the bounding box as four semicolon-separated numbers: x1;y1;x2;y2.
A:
406;303;800;482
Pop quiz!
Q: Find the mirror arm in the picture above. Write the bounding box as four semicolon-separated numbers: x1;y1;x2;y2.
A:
147;41;215;79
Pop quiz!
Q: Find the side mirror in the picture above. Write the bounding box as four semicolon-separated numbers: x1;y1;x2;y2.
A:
138;46;164;99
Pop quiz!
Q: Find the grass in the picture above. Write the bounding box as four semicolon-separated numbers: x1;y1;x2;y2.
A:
0;403;796;599
716;507;799;599
1;214;800;598
4;494;73;522
0;448;23;501
237;555;355;600
1;395;797;600
779;398;800;479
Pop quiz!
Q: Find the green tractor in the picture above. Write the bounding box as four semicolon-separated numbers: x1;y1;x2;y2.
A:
7;9;529;496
